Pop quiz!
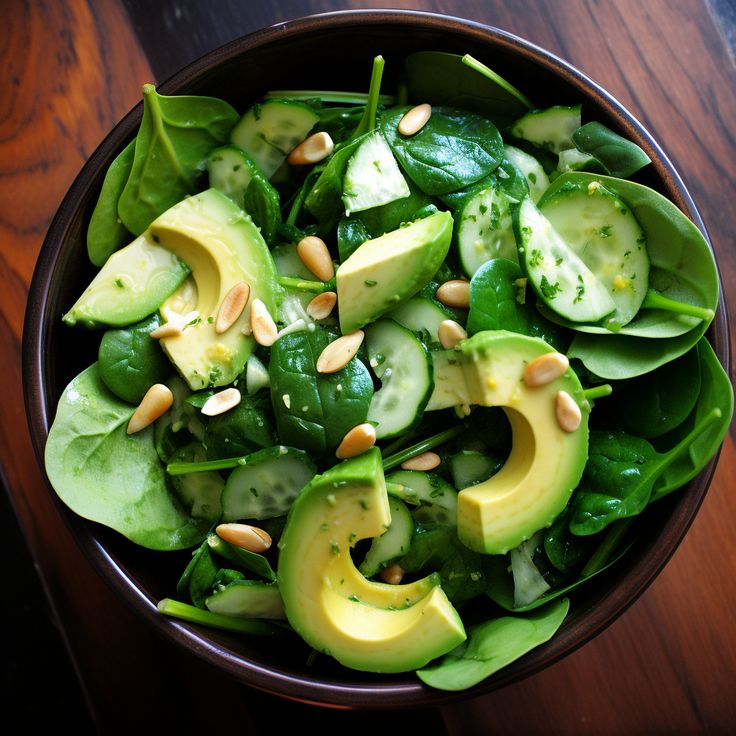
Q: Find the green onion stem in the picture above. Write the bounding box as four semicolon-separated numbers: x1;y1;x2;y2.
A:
583;384;613;402
157;598;279;635
381;425;465;471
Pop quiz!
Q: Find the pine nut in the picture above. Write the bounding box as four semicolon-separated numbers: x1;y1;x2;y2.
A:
336;422;376;459
307;291;337;320
555;390;582;433
438;319;467;349
297;235;335;282
201;387;241;417
400;451;441;472
287;131;334;165
316;330;364;374
523;352;569;388
216;523;272;553
398;103;432;136
250;298;278;347
150;309;199;339
215;281;250;334
436;280;470;308
379;563;406;585
127;384;173;434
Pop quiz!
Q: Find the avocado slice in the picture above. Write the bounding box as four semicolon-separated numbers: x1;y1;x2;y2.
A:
148;188;281;390
278;447;466;673
428;330;589;554
336;211;453;334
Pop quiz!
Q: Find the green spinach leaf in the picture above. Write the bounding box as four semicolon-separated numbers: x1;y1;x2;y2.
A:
380;106;504;195
87;139;135;266
572;122;651;179
44;364;209;550
416;598;569;690
118;84;239;235
268;328;374;456
203;392;276;460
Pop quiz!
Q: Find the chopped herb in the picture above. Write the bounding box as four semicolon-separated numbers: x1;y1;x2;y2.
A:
364;279;378;287
530;249;544;267
114;278;124;289
539;275;562;299
599;225;613;238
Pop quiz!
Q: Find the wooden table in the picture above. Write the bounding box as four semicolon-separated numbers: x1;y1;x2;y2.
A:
2;1;734;732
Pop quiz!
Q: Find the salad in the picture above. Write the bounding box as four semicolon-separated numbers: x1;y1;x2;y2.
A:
45;51;733;690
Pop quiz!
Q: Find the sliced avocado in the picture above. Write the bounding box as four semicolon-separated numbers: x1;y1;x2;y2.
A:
148;188;281;390
278;448;466;673
63;233;190;328
336;211;453;334
428;330;589;554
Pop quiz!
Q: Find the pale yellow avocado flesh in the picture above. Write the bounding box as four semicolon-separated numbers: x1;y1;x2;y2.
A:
428;330;589;554
277;448;466;673
148;188;280;390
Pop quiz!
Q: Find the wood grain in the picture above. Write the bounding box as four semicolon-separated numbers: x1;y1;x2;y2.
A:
2;0;734;732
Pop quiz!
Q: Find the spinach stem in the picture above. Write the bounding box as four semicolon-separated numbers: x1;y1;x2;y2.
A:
382;425;465;470
286;168;320;226
277;276;326;294
583;384;612;401
642;289;715;322
581;518;635;577
352;55;385;139
461;54;534;110
265;89;396;106
157;598;279;635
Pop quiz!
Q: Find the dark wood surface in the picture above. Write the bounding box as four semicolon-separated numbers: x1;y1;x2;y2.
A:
2;0;735;732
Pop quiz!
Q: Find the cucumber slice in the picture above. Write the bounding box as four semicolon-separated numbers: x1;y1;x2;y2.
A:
557;148;598;173
515;196;616;323
539;182;649;330
205;580;285;619
359;496;414;578
456;185;517;276
365;319;434;439
221;446;315;521
342;130;411;215
510;105;582;154
230;99;319;178
503;145;549;203
245;354;270;395
168;443;224;522
386;470;458;526
448;450;500;490
386;296;454;346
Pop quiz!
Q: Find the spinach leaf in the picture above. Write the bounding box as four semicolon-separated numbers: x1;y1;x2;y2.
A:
206;532;276;582
203;392;276;460
268;328;374;456
337;217;371;262
611;345;701;438
572;122;651;179
467;258;566;350
399;524;487;605
87;139;135;267
118;84;239;235
177;536;220;608
44;364;209;550
380;106;504;195
416;598;569;691
405;51;532;126
355;177;435;238
543;506;597;574
98;313;171;404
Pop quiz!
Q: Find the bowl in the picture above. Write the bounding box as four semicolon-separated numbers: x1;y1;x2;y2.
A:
22;9;730;708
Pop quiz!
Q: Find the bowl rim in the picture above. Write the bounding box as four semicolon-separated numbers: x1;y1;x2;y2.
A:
22;8;731;709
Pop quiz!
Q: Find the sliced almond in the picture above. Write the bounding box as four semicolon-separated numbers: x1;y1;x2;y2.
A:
127;384;173;434
336;422;376;459
398;103;432;136
316;330;364;374
215;523;272;554
436;279;470;308
438;319;467;349
523;352;569;388
150;309;199;339
307;291;337;320
297;235;335;282
379;563;406;585
250;298;278;347
201;387;241;417
555;390;582;433
400;451;441;472
287;131;334;165
215;281;250;334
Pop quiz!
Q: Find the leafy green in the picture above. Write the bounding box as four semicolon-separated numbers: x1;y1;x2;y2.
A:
337;217;371;262
571;122;651;178
380;106;504;195
98;313;171;404
206;533;276;582
44;364;209;550
87;139;135;266
268;328;374;456
118;84;239;235
416;599;569;690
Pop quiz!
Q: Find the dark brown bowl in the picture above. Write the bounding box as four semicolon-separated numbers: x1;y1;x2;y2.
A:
22;9;730;709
